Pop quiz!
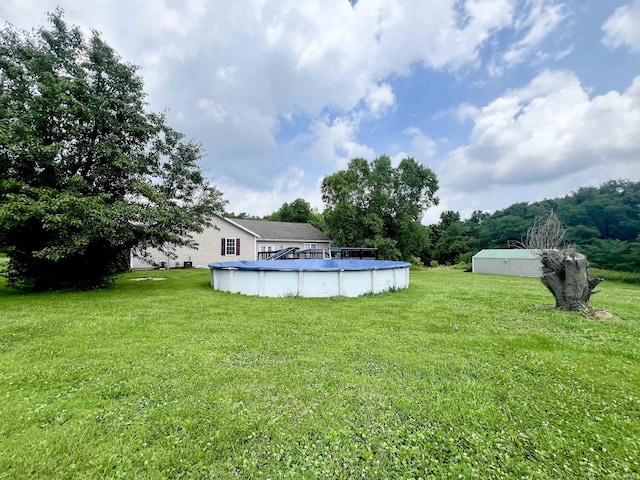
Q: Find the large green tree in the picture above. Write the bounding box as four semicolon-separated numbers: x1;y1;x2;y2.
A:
269;198;313;223
321;156;438;260
266;198;326;231
0;11;226;290
429;210;478;265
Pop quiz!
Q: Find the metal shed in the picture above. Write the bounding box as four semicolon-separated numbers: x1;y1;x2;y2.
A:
472;249;542;277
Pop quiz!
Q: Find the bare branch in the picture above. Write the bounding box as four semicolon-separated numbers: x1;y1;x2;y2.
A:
518;211;575;254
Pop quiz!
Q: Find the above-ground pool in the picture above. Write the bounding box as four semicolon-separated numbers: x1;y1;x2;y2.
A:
209;259;411;297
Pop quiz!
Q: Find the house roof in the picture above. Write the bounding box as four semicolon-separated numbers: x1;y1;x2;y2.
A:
225;218;331;242
473;249;540;259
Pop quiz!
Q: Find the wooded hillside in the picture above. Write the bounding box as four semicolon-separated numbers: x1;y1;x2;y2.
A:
429;180;640;272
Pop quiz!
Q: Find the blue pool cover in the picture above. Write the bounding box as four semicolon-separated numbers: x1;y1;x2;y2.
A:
209;259;410;271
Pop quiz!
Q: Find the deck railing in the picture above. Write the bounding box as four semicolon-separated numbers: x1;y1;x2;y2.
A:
257;247;378;261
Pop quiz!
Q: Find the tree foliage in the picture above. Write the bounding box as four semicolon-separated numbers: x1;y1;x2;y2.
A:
266;198;313;223
321;156;438;260
427;180;640;271
0;11;226;290
225;212;262;220
266;198;326;231
429;211;476;265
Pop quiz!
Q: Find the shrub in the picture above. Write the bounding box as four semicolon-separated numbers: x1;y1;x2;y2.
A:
590;268;640;285
455;252;473;264
453;262;471;271
409;256;424;268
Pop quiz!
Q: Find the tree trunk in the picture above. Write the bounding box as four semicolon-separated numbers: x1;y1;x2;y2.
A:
540;250;602;311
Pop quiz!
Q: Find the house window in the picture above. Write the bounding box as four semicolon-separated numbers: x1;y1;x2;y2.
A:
304;243;318;249
221;238;241;256
226;238;236;255
259;245;273;253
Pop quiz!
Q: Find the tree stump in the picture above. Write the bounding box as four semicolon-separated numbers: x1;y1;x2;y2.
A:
540;250;602;311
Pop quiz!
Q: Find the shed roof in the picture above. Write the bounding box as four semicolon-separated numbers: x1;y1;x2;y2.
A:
473;249;540;259
225;218;331;242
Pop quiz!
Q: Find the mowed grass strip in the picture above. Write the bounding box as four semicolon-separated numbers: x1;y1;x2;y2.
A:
0;268;638;479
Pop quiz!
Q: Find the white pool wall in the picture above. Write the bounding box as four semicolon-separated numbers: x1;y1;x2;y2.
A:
210;261;410;297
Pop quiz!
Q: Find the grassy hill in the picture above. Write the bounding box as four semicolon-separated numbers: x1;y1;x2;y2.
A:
0;268;638;478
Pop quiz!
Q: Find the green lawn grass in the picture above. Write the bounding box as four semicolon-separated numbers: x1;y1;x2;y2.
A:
1;268;638;479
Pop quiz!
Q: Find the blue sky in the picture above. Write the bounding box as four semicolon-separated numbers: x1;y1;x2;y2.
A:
2;0;639;223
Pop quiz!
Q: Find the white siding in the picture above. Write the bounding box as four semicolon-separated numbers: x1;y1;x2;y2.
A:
472;258;542;277
131;217;256;269
256;240;331;251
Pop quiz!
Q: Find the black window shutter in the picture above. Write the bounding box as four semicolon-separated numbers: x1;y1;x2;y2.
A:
236;238;241;255
221;238;226;256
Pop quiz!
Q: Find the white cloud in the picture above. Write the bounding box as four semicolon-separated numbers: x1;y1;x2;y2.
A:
444;71;640;190
390;128;438;168
420;188;484;225
218;168;324;217
197;98;228;123
404;128;438;160
486;0;565;76
13;0;527;196
1;0;595;220
503;0;564;66
602;0;640;53
422;201;450;226
305;116;376;169
246;0;523;116
3;2;546;133
455;102;481;122
365;83;395;116
216;66;237;84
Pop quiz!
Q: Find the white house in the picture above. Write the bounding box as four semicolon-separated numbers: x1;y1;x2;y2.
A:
472;249;542;277
130;216;332;269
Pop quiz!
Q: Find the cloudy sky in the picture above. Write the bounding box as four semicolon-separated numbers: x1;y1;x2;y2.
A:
2;0;639;223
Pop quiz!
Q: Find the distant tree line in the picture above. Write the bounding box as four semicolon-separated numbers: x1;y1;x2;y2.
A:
426;180;640;273
235;175;639;273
